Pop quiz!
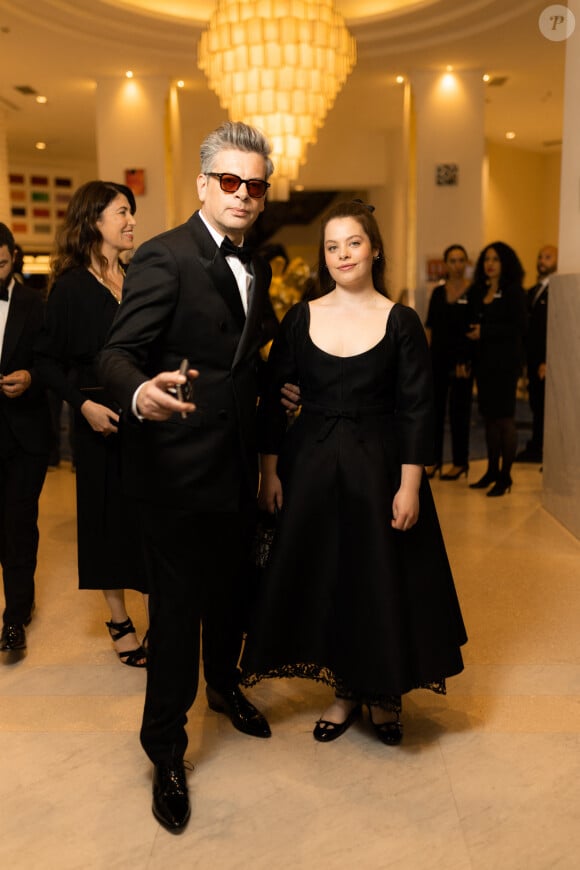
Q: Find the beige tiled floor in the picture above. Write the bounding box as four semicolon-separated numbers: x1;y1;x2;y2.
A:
1;461;580;869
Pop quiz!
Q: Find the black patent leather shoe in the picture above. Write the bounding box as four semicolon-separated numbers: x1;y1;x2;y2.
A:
0;623;26;652
206;685;272;738
152;762;191;834
313;704;361;742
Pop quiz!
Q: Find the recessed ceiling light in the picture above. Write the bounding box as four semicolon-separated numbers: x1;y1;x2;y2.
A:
125;70;134;79
36;95;48;104
505;131;516;140
482;74;491;83
177;80;185;88
35;141;47;150
396;75;405;84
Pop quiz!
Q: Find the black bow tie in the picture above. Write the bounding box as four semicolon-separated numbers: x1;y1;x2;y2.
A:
0;282;9;302
221;237;253;264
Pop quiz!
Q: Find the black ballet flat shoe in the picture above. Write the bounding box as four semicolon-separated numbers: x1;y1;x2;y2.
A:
440;465;469;481
425;464;442;480
469;471;498;490
367;707;403;746
313;704;361;742
486;478;512;497
105;617;147;668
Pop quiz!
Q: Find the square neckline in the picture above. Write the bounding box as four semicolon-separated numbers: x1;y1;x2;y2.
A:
306;301;398;359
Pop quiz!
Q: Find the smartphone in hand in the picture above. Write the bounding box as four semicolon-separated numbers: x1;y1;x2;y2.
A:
175;358;194;418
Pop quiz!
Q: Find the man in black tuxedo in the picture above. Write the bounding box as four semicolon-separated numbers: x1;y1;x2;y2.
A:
0;223;50;655
516;244;557;463
100;122;277;833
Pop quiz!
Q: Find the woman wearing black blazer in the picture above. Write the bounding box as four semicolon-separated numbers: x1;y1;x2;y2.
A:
35;181;148;665
466;242;527;497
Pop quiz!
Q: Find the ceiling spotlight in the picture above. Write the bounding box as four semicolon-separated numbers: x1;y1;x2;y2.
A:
482;74;491;83
177;80;185;88
505;131;516;140
35;141;47;150
396;75;405;84
36;95;48;104
125;70;134;79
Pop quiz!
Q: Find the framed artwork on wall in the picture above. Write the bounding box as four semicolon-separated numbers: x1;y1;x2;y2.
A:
124;168;146;196
8;169;77;249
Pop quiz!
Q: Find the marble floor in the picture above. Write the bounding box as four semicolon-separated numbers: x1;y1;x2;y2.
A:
1;459;580;870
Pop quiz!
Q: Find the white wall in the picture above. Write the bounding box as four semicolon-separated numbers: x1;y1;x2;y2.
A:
412;70;485;318
95;76;170;246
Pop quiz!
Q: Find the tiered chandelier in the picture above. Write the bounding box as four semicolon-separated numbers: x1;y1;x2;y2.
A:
198;0;356;197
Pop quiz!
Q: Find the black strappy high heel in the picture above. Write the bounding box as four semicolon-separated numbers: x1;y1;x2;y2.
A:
106;617;147;668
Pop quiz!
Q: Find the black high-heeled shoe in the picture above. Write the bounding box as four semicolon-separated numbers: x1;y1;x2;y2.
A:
469;471;498;489
486;475;512;497
106;617;147;668
313;704;361;742
367;706;403;746
440;464;469;481
425;463;442;480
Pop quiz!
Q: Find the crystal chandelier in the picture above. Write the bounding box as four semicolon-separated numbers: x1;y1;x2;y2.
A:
198;0;356;198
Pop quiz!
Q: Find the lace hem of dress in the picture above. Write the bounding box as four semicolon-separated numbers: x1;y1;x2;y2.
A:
241;662;447;712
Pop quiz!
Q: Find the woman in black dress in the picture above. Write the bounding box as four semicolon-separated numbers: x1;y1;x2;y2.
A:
36;181;148;666
242;201;467;745
424;244;472;480
466;242;527;497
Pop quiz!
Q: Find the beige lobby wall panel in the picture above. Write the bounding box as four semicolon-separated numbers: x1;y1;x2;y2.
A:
485;142;560;283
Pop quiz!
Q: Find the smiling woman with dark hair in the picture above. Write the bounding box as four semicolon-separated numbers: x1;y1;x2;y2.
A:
35;180;148;665
466;241;528;497
242;200;467;746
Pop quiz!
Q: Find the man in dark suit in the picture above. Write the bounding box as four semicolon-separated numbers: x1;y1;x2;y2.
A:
100;122;277;833
516;244;557;463
0;223;50;655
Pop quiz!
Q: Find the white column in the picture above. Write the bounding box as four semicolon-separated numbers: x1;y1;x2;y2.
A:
95;76;171;246
543;0;580;538
0;110;10;224
410;70;485;319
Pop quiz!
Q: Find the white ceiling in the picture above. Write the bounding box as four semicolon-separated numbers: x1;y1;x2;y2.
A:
0;0;566;167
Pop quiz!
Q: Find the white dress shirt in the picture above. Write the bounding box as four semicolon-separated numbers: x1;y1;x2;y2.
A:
0;276;15;358
198;211;252;314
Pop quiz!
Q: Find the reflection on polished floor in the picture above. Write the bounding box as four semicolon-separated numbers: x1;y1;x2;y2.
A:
1;460;580;869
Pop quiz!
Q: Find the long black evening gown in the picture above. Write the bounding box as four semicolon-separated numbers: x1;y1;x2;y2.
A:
242;302;467;709
35;267;147;592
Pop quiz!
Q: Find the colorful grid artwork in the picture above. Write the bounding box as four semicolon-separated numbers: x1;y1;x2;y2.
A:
7;169;77;247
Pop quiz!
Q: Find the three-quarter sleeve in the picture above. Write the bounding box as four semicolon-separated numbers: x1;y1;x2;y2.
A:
393;305;435;465
35;280;87;410
257;303;303;455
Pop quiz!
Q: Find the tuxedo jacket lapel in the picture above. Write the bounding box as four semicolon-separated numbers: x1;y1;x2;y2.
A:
233;258;269;368
1;285;27;369
189;213;246;331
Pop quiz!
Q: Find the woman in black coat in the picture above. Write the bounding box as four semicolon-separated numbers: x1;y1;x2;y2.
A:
35;181;148;665
466;242;527;497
